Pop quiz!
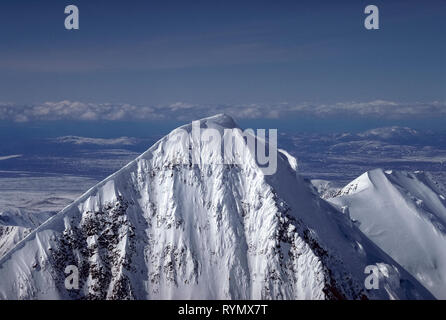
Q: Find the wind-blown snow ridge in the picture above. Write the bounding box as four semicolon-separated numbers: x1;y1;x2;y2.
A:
329;168;446;298
0;114;434;300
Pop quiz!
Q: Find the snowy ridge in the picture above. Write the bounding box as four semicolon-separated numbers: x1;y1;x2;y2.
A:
358;126;419;140
310;180;341;199
334;172;372;197
0;115;433;300
0;209;55;259
329;169;446;298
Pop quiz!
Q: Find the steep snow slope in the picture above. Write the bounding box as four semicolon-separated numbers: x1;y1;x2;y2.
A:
328;169;446;298
0;209;55;259
0;115;433;300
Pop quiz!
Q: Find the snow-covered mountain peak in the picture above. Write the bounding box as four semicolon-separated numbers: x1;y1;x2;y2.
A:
169;113;239;135
328;168;446;298
0;116;434;300
335;171;373;197
199;113;239;129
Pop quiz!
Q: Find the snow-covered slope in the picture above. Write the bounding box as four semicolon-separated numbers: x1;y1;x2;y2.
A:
0;115;433;300
328;169;446;298
358;127;419;141
0;209;55;259
310;180;341;199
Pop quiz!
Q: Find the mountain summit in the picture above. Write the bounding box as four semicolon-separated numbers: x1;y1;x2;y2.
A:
0;115;433;299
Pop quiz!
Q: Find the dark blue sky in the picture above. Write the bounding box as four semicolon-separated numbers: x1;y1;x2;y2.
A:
0;0;444;106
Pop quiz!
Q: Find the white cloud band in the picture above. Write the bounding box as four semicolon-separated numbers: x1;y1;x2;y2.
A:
0;100;445;122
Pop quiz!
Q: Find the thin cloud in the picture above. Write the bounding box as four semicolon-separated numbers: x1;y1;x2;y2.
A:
0;155;22;161
0;100;445;122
